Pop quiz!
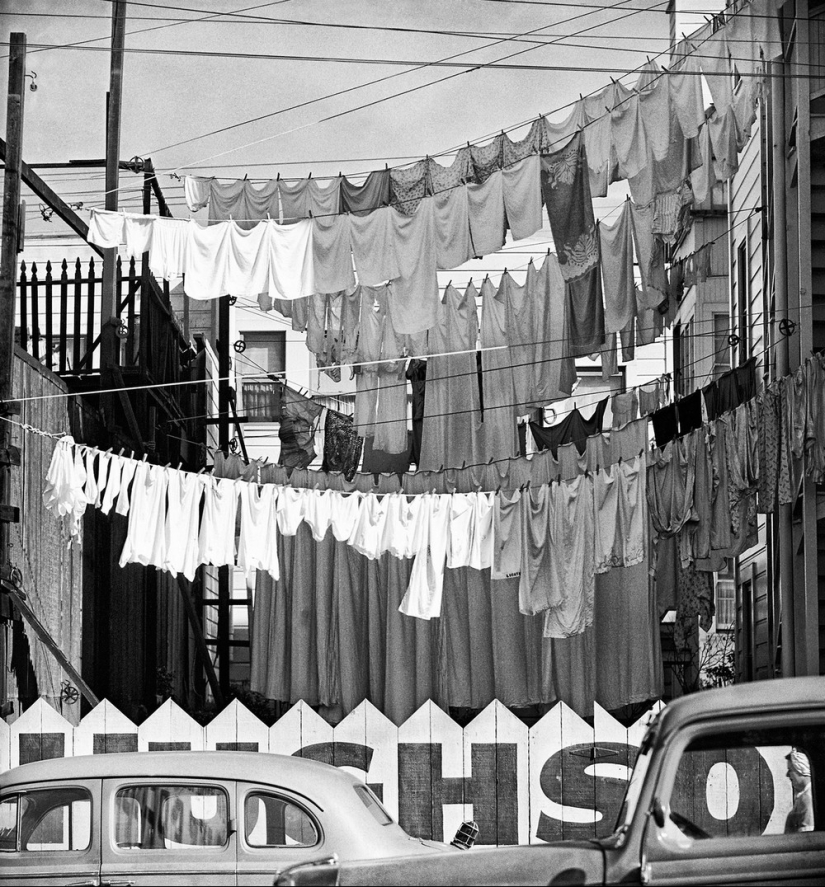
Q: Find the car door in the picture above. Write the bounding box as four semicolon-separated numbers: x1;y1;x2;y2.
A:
99;777;236;886
236;782;327;886
640;710;825;885
0;779;101;886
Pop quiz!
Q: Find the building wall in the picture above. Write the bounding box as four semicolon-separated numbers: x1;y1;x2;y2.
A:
6;349;84;724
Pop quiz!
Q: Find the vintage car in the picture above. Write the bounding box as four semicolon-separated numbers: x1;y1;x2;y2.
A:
279;676;825;885
0;750;450;885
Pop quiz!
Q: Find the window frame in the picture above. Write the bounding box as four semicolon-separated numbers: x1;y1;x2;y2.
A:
111;782;231;853
241;789;322;851
645;710;825;859
0;785;93;854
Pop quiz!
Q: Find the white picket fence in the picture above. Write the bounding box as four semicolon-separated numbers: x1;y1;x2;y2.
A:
0;696;790;845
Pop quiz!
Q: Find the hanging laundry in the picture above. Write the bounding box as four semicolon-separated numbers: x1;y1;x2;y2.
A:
390;198;440;335
279;386;323;472
502;153;543;242
534;253;576;404
470;134;504;183
278;176;342;224
428;147;473;192
610;92;648;181
611;390;638;429
651;403;679;448
598;203;637;338
419;282;486;471
629;200;668;311
708;106;740;181
390;160;429;216
399;493;451;619
502;118;545;165
529;398;608;457
492;489;523;580
237;482;280;579
360;436;411;475
163;470;206;581
197;476;240;568
467;170;507;257
542;473;595;638
311;214;354;294
637;63;672;163
434;185;473;269
42;436;88;541
322;410;363;481
406;358;427;467
119;462;168;568
698;28;733;113
668;49;705;140
540;133;604;356
340;169;391;215
349;205;399;287
518;484;561;616
677;390;703;435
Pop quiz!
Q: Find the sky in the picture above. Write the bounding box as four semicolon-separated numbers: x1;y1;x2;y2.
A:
0;0;721;412
0;0;687;227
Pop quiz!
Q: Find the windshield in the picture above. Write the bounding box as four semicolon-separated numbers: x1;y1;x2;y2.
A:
614;725;657;834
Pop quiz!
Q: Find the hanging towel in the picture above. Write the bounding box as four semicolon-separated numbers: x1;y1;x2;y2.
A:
208;178;280;228
502;154;543;242
390;198;440;335
311;214;354;294
340;169;390;215
434;185;473;269
470;134;504;183
598;203;637;338
428;147;472;192
502;118;545;165
279;387;323;471
467;170;507;257
698;29;733;113
278;176;341;223
667;51;705;140
390;159;429;216
184;176;212;211
540;133;598;283
350;205;399;286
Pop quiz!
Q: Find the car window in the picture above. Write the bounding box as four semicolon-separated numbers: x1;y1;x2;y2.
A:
244;793;319;848
353;785;393;826
115;785;228;850
663;723;825;840
0;788;91;852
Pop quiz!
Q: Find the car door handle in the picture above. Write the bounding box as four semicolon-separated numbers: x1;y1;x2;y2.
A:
101;881;134;886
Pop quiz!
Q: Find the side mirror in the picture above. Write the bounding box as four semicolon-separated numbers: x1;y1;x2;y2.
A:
650;799;666;829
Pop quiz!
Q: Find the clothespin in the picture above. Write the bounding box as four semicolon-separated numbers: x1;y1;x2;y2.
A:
119;448;125;456
141;453;147;462
177;462;183;471
164;461;171;468
495;484;502;495
276;172;280;181
308;171;312;179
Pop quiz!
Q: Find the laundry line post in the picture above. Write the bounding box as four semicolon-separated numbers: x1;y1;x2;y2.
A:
217;294;232;700
0;34;26;661
100;0;127;430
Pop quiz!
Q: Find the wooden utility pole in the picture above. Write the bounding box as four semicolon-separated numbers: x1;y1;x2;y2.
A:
217;295;232;698
0;34;26;601
100;1;127;423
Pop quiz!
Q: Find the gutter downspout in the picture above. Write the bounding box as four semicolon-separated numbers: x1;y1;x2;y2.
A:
771;54;795;677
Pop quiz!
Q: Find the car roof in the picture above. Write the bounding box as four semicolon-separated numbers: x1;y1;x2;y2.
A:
0;751;362;793
657;675;825;741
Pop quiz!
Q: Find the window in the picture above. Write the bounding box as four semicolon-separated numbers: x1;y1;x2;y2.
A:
244;793;319;848
238;331;286;377
0;788;91;852
674;320;694;397
114;785;228;850
354;785;393;825
712;313;732;381
735;241;750;366
715;578;736;630
238;331;286;421
663;723;825;841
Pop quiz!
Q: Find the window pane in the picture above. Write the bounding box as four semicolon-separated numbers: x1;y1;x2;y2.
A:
0;796;18;851
18;788;91;852
245;793;318;847
666;725;825;840
115;786;228;850
239;332;286;376
354;785;393;825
